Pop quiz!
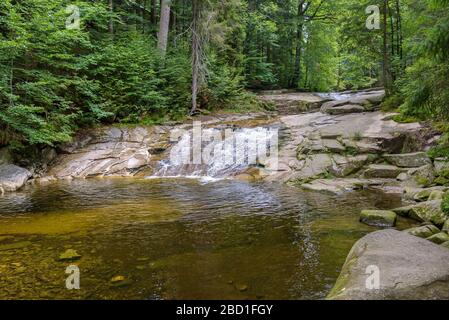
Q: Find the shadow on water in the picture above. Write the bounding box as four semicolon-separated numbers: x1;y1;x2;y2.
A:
0;178;415;299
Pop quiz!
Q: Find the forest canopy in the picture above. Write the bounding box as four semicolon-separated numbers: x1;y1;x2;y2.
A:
0;0;448;147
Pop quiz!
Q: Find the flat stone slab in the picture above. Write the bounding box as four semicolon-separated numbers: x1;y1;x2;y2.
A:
384;152;431;168
324;104;365;115
363;164;407;179
301;178;395;194
327;229;449;300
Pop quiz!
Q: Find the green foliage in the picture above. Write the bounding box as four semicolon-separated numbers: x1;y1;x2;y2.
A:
428;133;449;160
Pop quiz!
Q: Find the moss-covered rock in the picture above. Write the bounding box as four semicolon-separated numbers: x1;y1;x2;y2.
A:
363;164;407;179
408;200;448;227
441;241;449;249
404;225;441;239
360;210;397;227
427;232;449;245
58;249;82;262
429;190;445;201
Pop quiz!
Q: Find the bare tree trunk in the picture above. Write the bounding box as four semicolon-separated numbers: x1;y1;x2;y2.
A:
190;0;201;115
383;0;392;95
151;0;158;24
157;0;171;55
108;0;114;37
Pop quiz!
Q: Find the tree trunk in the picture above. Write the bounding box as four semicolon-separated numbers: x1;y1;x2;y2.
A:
157;0;171;55
108;0;114;37
190;0;201;115
151;0;158;25
291;0;306;88
382;0;392;95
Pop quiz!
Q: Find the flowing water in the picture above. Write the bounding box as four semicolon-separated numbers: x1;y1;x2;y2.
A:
0;178;415;300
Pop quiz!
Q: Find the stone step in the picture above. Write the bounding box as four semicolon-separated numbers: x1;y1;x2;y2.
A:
362;164;408;179
383;152;431;168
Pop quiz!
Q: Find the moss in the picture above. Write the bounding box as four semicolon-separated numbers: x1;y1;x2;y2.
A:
435;176;449;186
441;193;449;216
345;146;360;156
391;114;420;124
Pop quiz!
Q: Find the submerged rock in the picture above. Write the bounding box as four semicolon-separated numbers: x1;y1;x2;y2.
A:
360;210;397;228
0;165;32;193
327;229;449;300
58;249;82;261
384;152;431;168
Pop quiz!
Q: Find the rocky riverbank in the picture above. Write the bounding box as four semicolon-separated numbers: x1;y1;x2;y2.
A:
2;88;448;299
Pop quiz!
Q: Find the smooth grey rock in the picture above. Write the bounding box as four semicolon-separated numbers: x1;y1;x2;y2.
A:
384;152;431;168
0;164;32;192
49;126;156;178
327;229;449;300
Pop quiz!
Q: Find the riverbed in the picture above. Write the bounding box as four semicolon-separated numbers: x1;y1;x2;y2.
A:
0;178;414;300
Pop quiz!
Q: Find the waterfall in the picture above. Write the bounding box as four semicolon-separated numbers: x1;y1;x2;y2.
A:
149;125;278;180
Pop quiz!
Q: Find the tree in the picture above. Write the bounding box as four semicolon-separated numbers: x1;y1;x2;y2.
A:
157;0;171;55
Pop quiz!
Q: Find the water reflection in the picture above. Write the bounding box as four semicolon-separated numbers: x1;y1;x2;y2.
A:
0;178;411;299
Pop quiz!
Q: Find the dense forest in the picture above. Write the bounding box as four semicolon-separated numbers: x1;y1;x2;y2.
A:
0;0;448;149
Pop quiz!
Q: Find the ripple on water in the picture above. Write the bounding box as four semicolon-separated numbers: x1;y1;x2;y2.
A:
0;178;414;299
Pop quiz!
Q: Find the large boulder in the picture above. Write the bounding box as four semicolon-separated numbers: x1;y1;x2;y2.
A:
392;200;448;227
327;229;449;300
407;164;436;187
49;126;156;178
384;152;431;168
0;164;32;193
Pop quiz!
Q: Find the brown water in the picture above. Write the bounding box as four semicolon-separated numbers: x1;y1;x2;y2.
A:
0;178;413;300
